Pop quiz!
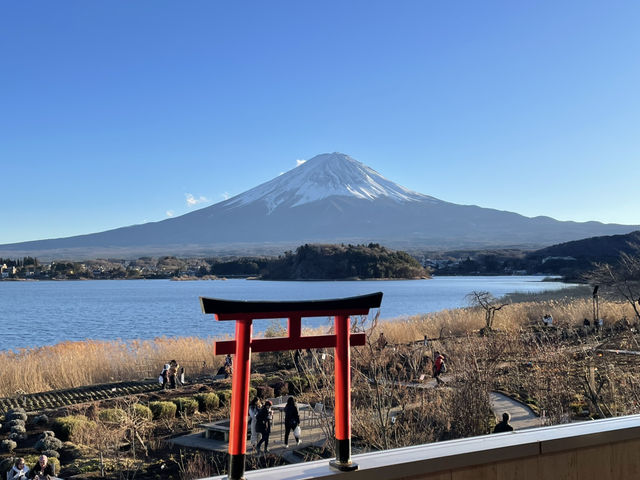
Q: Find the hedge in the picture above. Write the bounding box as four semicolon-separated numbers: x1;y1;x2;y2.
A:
52;415;95;442
194;393;220;412
98;408;126;423
172;397;199;416
217;389;233;405
149;401;177;420
133;404;153;421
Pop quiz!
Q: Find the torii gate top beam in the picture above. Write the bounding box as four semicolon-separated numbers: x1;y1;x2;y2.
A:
199;291;383;320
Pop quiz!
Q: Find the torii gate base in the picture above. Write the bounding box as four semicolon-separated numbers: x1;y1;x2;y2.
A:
200;292;383;480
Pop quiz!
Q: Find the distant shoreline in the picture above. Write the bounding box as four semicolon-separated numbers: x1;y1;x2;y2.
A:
0;273;565;282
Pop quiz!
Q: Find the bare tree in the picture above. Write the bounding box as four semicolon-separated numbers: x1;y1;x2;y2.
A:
588;249;640;322
466;291;509;331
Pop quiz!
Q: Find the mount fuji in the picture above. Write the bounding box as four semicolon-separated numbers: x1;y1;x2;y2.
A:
1;152;638;259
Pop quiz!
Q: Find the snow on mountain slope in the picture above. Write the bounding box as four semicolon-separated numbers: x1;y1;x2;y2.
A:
225;152;442;213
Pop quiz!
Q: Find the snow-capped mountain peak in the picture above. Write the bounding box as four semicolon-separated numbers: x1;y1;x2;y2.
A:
225;152;439;213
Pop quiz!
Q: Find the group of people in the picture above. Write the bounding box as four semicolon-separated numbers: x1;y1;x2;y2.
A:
583;317;604;331
160;359;183;389
248;396;301;453
7;455;55;480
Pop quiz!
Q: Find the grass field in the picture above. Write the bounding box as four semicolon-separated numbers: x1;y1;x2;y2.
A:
1;288;637;398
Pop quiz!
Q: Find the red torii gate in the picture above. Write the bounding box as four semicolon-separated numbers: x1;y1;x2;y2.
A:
200;292;383;480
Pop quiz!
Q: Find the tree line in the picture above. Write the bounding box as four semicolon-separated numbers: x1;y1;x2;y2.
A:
0;244;429;280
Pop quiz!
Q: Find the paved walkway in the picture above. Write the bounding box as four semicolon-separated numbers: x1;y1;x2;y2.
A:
170;405;329;459
171;385;541;456
489;391;541;430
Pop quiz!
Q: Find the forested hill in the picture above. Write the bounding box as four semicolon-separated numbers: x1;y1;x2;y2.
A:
261;243;430;280
521;230;640;279
527;230;640;261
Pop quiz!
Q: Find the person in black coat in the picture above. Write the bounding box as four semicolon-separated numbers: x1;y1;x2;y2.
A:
284;396;301;447
255;400;273;453
493;412;514;433
29;455;55;479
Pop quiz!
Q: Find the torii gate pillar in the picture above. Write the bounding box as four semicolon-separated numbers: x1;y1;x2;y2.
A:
200;292;383;480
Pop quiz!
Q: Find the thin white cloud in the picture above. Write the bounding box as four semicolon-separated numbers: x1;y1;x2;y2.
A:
296;159;307;166
166;210;174;217
221;192;231;200
185;193;210;207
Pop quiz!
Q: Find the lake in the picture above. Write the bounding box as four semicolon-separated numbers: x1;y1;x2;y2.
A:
0;276;574;352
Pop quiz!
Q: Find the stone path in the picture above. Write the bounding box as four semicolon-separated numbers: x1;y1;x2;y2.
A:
489;391;541;430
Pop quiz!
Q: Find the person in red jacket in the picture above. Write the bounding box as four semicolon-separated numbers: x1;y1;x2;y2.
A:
433;352;446;384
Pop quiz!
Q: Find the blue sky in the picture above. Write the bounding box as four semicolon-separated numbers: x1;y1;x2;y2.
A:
1;1;639;245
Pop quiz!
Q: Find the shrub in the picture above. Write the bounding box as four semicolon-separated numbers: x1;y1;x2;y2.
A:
52;415;94;441
288;376;309;394
269;381;288;397
248;387;257;400
42;449;60;459
255;385;274;399
35;432;63;452
6;407;26;416
133;404;153;421
217;389;233;405
1;440;17;452
98;408;126;423
194;393;220;412
149;401;177;420
172;397;199;416
8;432;27;441
6;411;27;422
10;424;26;434
7;419;25;430
34;414;49;425
264;375;282;385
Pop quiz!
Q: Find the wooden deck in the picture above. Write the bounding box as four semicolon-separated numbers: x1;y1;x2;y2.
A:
172;402;331;454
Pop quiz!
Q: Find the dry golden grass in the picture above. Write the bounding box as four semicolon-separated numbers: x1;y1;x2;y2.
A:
0;337;221;397
378;298;636;344
2;297;636;398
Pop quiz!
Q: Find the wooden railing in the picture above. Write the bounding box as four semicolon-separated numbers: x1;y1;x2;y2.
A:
204;414;640;479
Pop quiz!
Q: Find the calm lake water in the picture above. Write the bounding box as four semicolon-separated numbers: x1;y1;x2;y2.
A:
1;276;573;352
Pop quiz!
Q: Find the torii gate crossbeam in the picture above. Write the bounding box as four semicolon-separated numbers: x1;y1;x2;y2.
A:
200;292;383;480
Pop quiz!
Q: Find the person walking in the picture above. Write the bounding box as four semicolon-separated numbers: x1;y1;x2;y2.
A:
493;412;514;433
284;396;301;447
224;354;233;377
255;400;273;453
248;397;262;448
433;351;446;385
376;332;388;350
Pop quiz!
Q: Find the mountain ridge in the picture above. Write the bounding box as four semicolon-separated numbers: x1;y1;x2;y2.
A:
1;152;638;259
